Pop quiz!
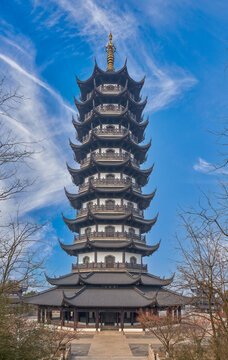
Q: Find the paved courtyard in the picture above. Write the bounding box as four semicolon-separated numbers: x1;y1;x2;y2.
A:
70;331;162;360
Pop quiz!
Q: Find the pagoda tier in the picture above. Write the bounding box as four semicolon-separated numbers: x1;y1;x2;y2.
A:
76;60;145;101
72;114;148;142
62;212;158;234
70;135;151;163
45;271;173;287
64;186;156;210
67;161;154;186
74;92;147;119
59;238;161;257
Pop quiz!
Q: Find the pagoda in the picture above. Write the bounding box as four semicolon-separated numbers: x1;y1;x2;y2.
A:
26;34;185;330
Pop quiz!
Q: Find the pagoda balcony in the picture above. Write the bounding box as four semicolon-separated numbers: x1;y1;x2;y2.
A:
84;104;137;122
97;83;124;94
96;103;124;114
78;178;141;193
76;204;143;218
74;231;146;242
72;261;147;272
82;128;138;144
80;152;140;167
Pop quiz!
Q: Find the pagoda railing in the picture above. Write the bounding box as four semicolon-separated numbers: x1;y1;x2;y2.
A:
84;105;137;122
82;128;138;144
76;204;143;217
74;231;146;242
96;104;124;114
72;262;147;271
78;178;141;192
97;84;124;93
80;153;140;167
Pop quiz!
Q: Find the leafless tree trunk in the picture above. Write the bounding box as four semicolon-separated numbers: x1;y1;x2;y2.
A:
0;77;46;294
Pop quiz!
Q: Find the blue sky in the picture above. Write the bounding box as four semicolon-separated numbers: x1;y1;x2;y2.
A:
0;0;228;284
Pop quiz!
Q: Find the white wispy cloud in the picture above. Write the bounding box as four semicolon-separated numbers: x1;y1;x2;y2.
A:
194;158;228;175
0;53;76;114
0;38;77;217
34;0;197;112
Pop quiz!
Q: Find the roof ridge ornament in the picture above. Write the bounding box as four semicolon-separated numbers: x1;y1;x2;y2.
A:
105;32;116;71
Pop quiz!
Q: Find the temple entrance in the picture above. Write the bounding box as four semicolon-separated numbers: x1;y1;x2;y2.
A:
102;312;116;326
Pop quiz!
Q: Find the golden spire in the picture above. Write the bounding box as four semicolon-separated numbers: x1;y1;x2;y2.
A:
105;32;116;71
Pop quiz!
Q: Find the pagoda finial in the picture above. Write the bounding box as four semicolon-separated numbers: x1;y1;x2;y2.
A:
105;32;116;71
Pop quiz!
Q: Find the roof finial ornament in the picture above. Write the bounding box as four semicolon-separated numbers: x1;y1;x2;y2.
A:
105;32;116;71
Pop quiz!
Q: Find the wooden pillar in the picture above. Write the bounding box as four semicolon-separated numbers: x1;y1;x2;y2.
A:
95;310;99;331
74;310;78;331
178;306;182;322
130;312;134;326
166;307;172;320
123;251;125;263
120;310;124;331
37;307;41;323
47;309;51;323
95;251;97;263
152;307;158;316
60;309;65;327
174;308;177;321
86;312;89;326
41;308;45;323
116;312;119;326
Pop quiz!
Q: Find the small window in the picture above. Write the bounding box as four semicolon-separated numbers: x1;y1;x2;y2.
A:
105;255;115;268
106;125;115;132
129;227;135;236
83;256;90;264
106;149;115;155
106;200;115;210
85;227;91;236
105;226;115;237
127;202;134;210
106;173;115;180
130;256;137;265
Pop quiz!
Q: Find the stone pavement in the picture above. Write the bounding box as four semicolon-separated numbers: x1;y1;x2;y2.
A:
70;331;162;360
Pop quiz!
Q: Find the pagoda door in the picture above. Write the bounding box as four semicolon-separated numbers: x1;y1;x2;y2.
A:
105;226;115;237
105;255;115;268
106;199;115;210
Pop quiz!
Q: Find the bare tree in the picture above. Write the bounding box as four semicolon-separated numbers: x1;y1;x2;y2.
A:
0;77;46;294
0;297;77;360
0;212;46;295
176;212;228;360
137;311;186;358
0;77;35;202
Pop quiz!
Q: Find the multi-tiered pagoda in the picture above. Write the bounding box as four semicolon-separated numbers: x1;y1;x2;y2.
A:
26;34;185;330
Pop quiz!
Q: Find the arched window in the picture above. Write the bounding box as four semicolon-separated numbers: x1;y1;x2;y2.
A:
106;173;115;181
105;226;115;237
126;176;131;184
106;149;115;156
127;202;134;210
83;256;90;265
85;227;91;236
87;201;93;209
129;227;135;236
106;200;115;210
105;255;115;268
130;256;137;265
106;125;115;132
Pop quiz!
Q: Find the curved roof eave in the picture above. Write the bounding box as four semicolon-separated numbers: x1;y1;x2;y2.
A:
76;60;145;88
